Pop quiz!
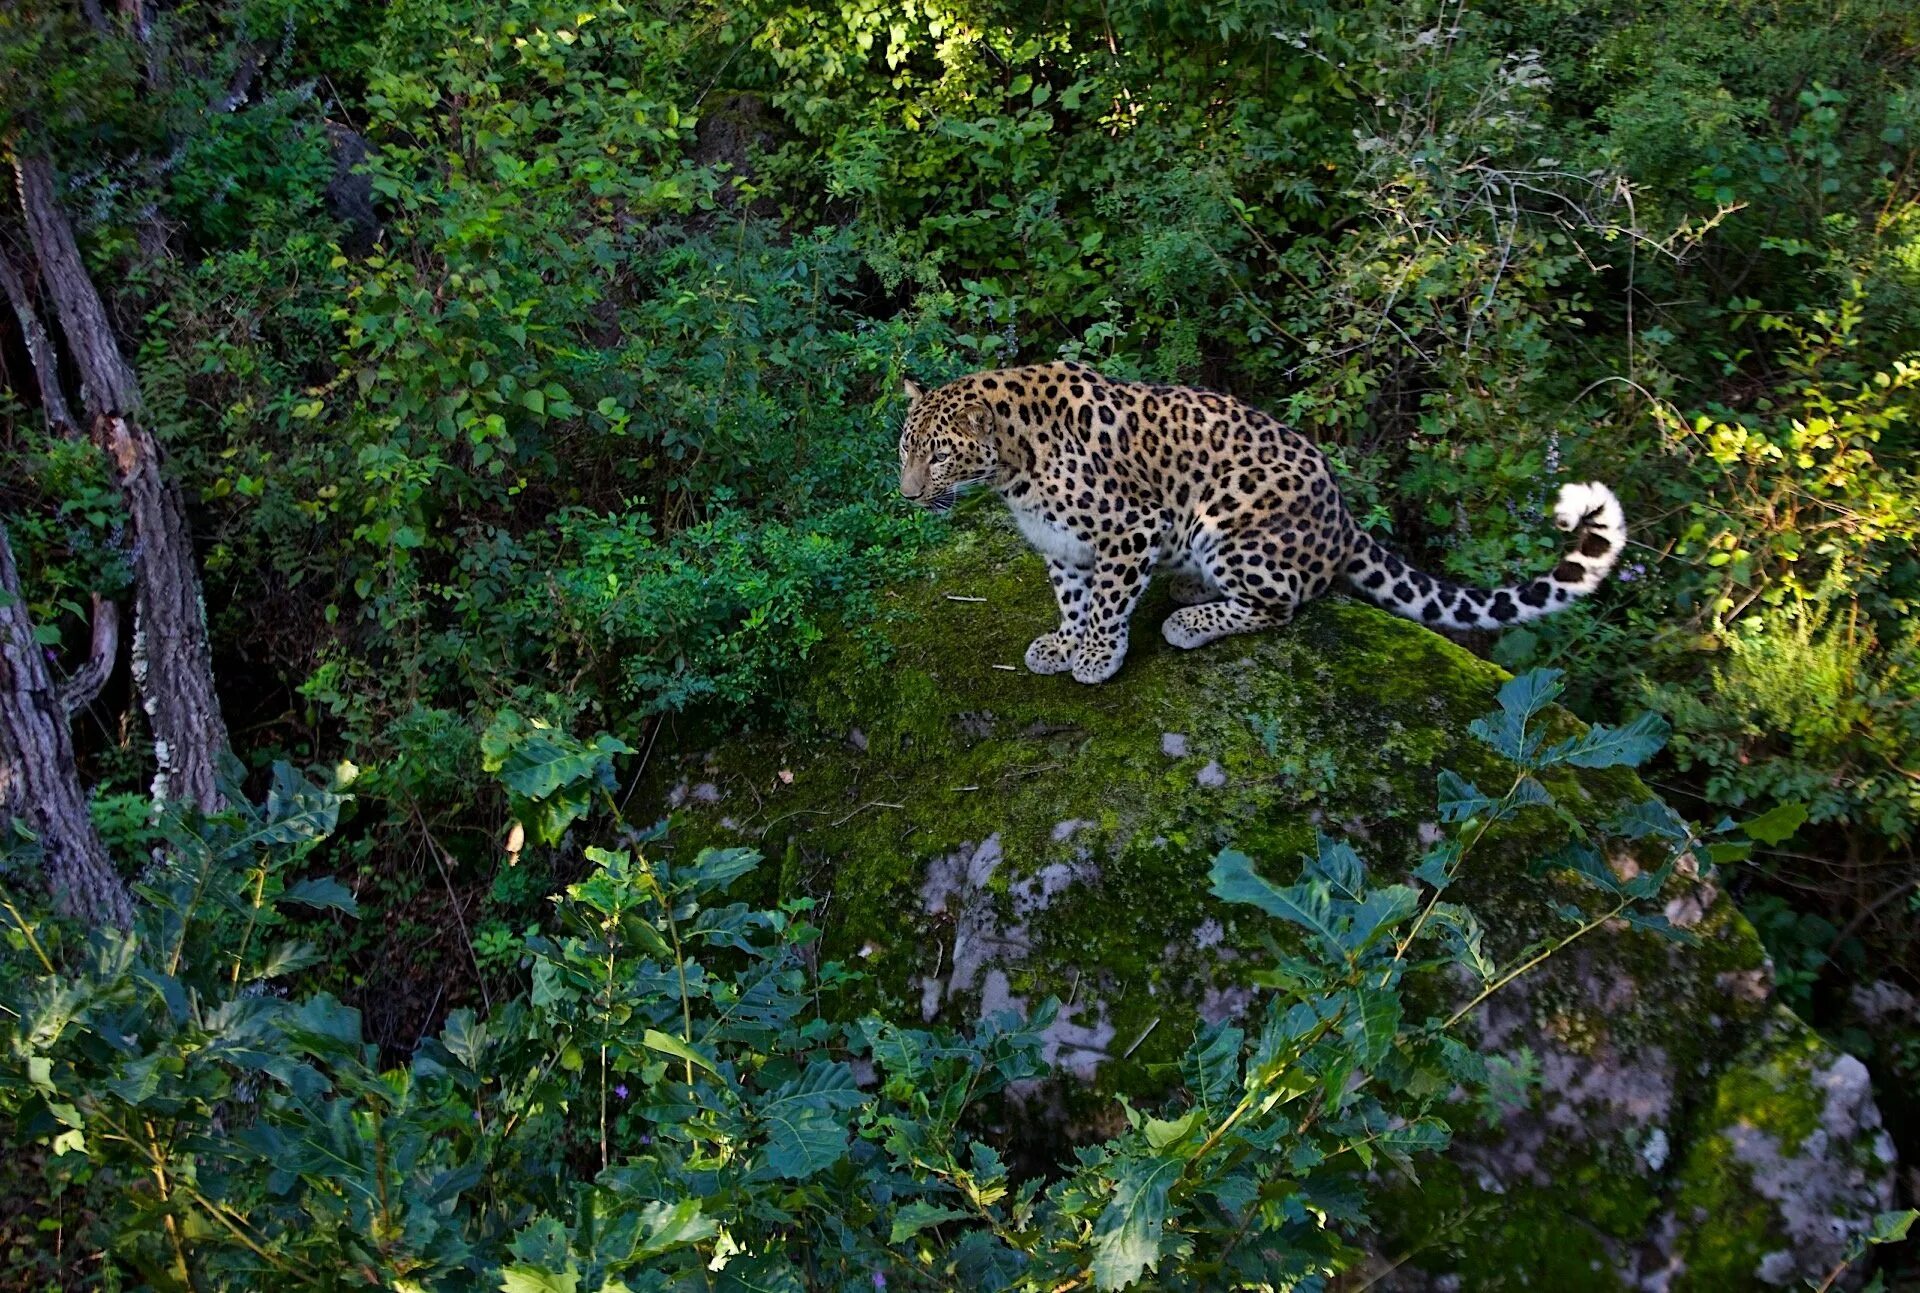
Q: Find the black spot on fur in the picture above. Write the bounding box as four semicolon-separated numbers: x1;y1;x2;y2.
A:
1578;531;1613;558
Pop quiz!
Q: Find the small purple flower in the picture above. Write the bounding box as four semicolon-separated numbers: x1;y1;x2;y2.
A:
613;1083;629;1099
1617;561;1649;584
638;1134;652;1145
873;1273;887;1290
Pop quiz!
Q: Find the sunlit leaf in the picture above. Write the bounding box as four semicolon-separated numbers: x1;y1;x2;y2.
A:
1741;801;1808;845
1090;1155;1181;1290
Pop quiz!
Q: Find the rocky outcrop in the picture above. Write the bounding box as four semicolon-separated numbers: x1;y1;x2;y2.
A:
650;509;1897;1289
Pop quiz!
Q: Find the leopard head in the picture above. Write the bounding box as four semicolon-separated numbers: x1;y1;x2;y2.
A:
897;377;997;513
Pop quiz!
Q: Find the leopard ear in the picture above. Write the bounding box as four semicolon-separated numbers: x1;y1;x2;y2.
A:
961;402;995;436
902;377;923;400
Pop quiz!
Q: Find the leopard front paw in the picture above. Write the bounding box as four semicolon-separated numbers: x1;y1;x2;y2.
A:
1024;630;1078;675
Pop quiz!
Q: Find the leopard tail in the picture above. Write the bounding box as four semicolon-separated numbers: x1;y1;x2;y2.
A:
1341;482;1626;629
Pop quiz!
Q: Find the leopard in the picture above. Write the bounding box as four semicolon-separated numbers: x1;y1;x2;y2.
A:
896;361;1626;685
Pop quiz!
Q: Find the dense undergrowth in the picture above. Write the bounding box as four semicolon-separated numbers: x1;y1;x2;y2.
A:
5;674;1794;1290
2;0;1919;1284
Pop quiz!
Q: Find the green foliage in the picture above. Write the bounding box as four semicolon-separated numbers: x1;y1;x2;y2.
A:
481;712;632;846
4;0;1920;1278
1;675;1690;1289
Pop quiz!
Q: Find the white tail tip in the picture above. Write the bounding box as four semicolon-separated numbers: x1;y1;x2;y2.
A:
1553;481;1624;536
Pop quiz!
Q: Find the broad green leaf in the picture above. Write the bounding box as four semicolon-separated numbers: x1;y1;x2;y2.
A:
1609;798;1692;842
1342;884;1420;954
105;1052;168;1105
1469;668;1563;763
1621;909;1687;940
1741;801;1808;845
1306;833;1365;897
1510;776;1555;810
1145;1108;1203;1150
682;846;762;895
253;939;323;980
1180;1024;1243;1111
495;731;630;803
1553;841;1623;896
950;1229;1028;1289
280;876;359;914
760;1101;847;1179
283;995;364;1053
1412;839;1461;890
1342;986;1404;1067
217;766;343;858
1497;668;1565;727
1864;1208;1917;1246
1091;1155;1182;1290
1436;770;1494;823
1208;849;1342;956
889;1200;971;1243
1429;904;1498;984
760;1062;863;1179
642;1028;718;1075
509;1215;571;1268
1543;710;1671;769
634;1199;718;1259
1707;840;1754;865
499;1267;576;1293
442;1008;487;1069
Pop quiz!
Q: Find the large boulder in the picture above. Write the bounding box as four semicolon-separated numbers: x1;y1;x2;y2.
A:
649;509;1897;1289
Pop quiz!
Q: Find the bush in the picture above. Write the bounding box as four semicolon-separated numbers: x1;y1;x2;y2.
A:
3;674;1726;1289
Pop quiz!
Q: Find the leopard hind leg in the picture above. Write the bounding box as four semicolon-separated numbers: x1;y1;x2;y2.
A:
1160;529;1301;649
1167;572;1217;606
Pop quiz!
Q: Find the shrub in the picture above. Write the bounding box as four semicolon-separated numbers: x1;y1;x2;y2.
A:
3;673;1757;1289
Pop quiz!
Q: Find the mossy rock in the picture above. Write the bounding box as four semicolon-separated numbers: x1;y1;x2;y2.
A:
647;508;1897;1289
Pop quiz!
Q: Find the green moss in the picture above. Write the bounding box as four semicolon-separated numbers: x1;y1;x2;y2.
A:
1664;1021;1829;1289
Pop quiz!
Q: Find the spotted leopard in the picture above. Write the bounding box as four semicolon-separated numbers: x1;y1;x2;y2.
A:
897;361;1627;684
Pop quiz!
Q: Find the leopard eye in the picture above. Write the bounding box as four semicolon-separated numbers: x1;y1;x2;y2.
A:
932;450;952;464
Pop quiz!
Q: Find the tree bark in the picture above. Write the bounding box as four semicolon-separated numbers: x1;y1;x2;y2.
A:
61;594;119;714
0;238;77;434
13;151;230;813
14;155;141;415
0;524;133;929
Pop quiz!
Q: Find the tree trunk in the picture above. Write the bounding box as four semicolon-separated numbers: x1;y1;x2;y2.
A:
13;151;230;813
0;239;77;434
0;524;133;929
